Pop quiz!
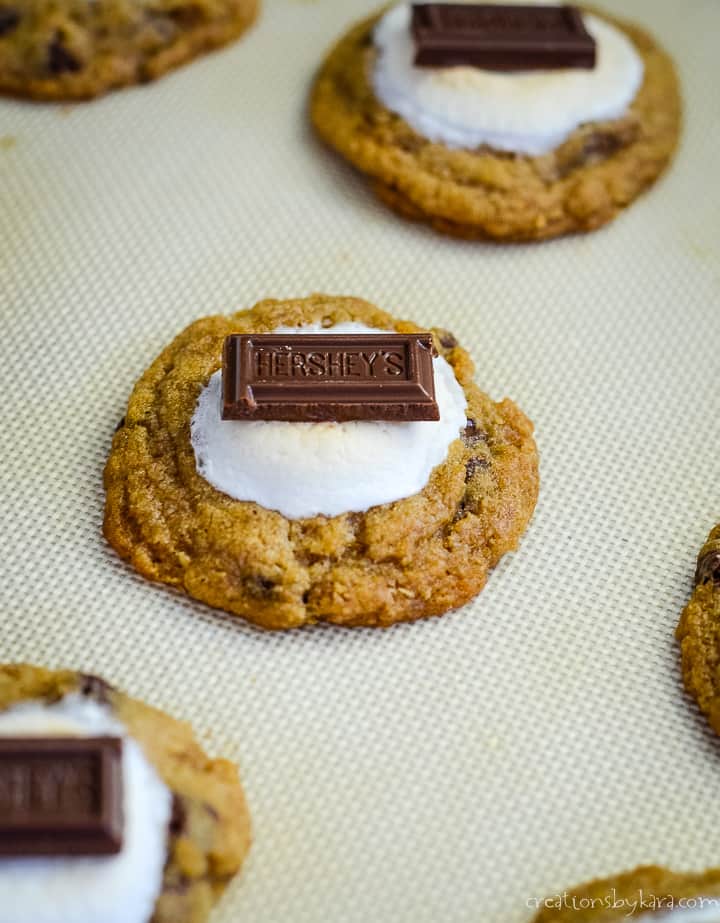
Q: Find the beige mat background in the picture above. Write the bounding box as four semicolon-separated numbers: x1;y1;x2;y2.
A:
1;1;719;920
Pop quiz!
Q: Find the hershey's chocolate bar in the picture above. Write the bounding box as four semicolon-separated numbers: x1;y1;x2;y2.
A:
0;737;124;856
411;4;596;71
222;333;439;422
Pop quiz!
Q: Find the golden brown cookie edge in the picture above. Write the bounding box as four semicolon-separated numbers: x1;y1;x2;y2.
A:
676;525;720;737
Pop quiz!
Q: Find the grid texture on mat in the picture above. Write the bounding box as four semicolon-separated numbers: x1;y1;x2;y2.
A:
0;1;719;920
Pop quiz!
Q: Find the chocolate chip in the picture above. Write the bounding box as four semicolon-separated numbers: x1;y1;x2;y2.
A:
78;674;114;705
582;131;623;162
114;417;126;433
463;418;487;447
165;879;190;895
696;549;720;587
247;575;275;597
169;796;187;836
0;8;20;36
397;134;424;155
204;803;219;821
555;126;636;180
465;456;490;482
439;331;458;350
146;16;176;41
48;35;82;75
166;6;205;27
452;500;468;523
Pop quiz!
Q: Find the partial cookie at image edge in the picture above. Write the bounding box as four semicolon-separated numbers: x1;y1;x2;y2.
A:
0;0;259;101
676;524;720;737
0;662;252;923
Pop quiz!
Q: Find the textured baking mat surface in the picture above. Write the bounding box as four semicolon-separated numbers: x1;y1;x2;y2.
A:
1;0;719;920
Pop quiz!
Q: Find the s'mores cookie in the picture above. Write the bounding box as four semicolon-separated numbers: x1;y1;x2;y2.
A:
104;294;539;629
311;3;681;241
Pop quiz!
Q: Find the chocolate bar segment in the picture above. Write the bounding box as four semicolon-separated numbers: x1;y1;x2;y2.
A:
411;4;596;71
222;333;440;422
0;737;124;856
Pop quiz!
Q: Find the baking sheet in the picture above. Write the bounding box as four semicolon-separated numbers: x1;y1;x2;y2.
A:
1;1;719;920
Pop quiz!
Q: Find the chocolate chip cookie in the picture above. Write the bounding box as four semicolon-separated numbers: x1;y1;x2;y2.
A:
0;0;258;100
103;294;539;630
676;525;720;736
530;865;720;921
0;662;251;923
310;5;681;242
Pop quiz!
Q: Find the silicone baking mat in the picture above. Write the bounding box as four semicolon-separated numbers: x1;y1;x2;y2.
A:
1;1;719;920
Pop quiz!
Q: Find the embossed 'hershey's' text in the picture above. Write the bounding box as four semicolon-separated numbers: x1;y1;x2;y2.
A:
0;737;124;856
0;757;98;815
222;333;440;423
253;348;405;380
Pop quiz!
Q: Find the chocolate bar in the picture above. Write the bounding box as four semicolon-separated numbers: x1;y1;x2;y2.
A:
222;333;440;422
411;4;596;71
0;737;124;856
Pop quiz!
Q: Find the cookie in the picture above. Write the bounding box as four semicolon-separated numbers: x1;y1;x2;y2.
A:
530;865;720;921
676;525;720;735
0;0;258;101
103;294;539;630
0;663;251;923
310;4;681;242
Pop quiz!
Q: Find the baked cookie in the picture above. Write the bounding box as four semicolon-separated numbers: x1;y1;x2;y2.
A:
0;662;251;923
676;525;720;736
530;865;720;921
310;3;681;242
0;0;258;100
103;294;539;630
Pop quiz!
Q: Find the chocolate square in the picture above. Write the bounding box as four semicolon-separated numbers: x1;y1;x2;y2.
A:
411;4;596;71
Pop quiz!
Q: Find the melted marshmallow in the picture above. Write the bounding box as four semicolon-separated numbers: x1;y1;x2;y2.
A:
372;1;644;156
0;696;172;923
191;322;468;519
